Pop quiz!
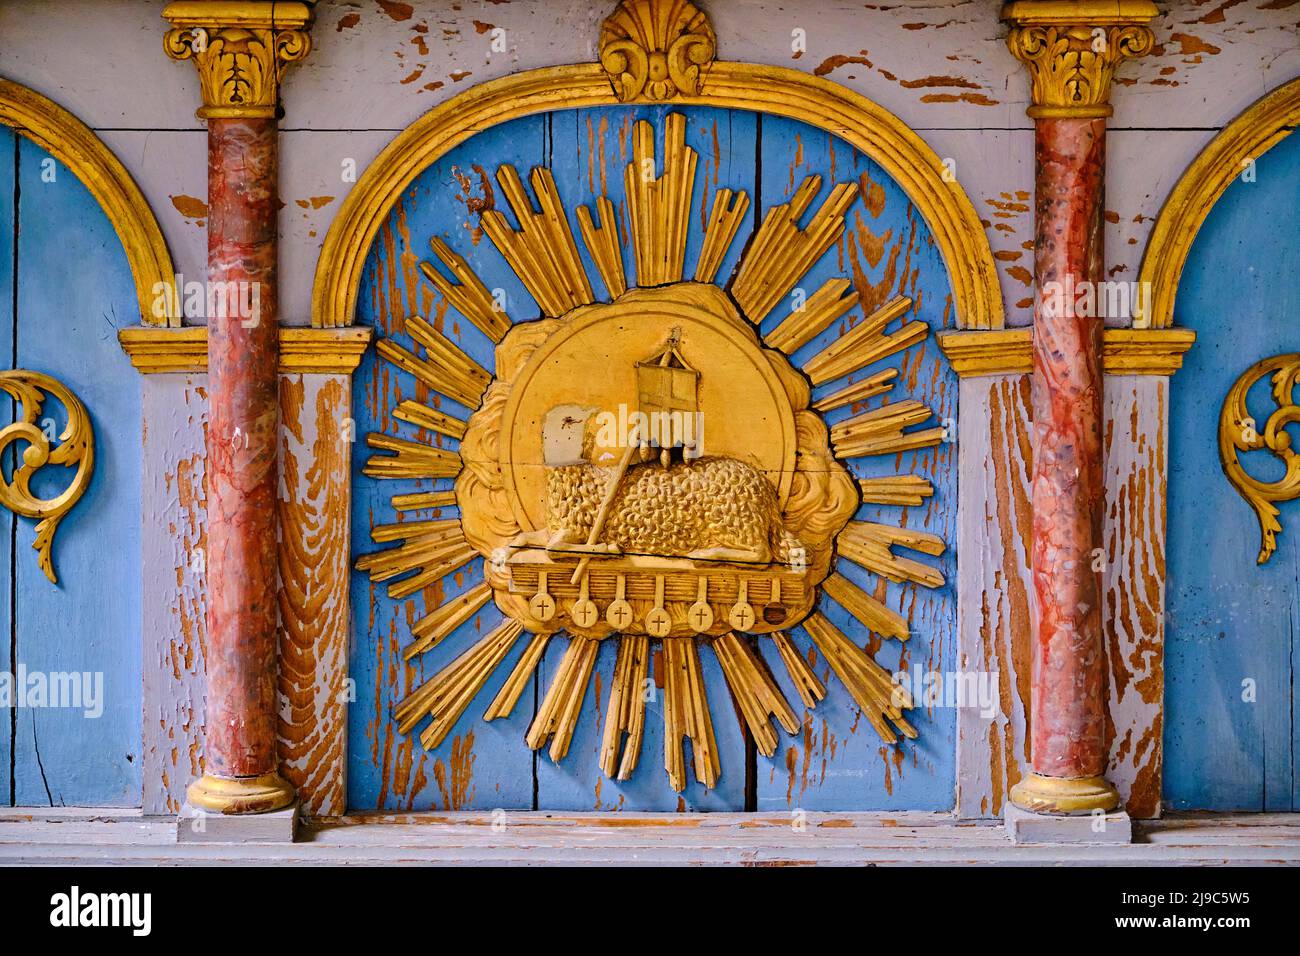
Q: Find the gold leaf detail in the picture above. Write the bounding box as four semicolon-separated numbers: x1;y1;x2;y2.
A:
626;114;697;287
599;0;716;102
0;370;94;584
1219;353;1300;564
731;177;858;325
482;165;595;317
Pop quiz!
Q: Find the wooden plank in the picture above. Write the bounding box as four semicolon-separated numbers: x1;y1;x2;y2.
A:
1;811;1297;867
140;375;208;816
277;373;352;817
954;373;1171;820
11;135;142;806
1103;375;1167;819
954;375;1033;818
0;128;14;805
753;113;959;812
1164;130;1300;811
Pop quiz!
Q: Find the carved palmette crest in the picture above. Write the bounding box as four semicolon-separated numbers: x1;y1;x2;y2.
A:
358;111;949;792
0;370;95;584
1219;353;1300;564
599;0;716;102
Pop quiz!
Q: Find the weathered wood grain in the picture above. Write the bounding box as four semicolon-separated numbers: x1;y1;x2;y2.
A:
141;375;209;816
954;374;1033;819
1102;376;1167;819
277;374;353;817
2;808;1298;866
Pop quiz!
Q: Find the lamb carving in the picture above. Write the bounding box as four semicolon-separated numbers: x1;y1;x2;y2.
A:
511;405;804;566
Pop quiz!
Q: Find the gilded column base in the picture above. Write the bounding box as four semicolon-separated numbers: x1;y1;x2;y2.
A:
1010;772;1120;815
186;772;297;814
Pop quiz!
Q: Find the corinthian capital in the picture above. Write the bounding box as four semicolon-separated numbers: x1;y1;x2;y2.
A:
1003;1;1157;119
163;1;314;119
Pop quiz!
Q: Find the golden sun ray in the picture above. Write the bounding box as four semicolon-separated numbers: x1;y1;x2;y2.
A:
483;165;595;316
802;612;916;745
394;619;524;747
484;631;551;721
695;188;750;284
363;434;461;479
406;581;493;659
838;521;947;589
390;490;457;512
627;113;698;287
730;175;858;324
527;635;601;762
355;518;474;601
802;295;923;385
857;475;935;507
763;277;859;355
576;195;627;300
821;571;910;641
375;314;490;410
770;630;827;709
600;634;650;779
393;399;467;440
420;237;513;343
830;399;946;459
663;636;720;792
811;367;898;414
711;631;799;758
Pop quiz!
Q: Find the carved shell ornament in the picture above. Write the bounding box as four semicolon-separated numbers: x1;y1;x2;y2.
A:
357;110;949;792
1219;353;1300;564
0;370;95;584
599;0;716;102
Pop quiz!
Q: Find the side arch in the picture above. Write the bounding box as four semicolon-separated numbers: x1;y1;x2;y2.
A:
1138;75;1300;329
0;78;175;327
311;62;1004;331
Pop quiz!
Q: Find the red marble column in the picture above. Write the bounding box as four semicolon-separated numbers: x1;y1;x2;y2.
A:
1024;116;1114;801
188;117;296;814
1002;4;1157;817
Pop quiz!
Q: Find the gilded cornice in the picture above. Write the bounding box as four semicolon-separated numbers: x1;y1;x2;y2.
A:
162;1;313;119
1002;1;1158;119
119;327;373;374
937;327;1196;377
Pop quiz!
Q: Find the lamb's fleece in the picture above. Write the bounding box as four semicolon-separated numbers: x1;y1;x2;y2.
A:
545;455;801;562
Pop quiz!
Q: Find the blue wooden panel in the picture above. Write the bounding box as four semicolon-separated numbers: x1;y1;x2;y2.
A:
1165;130;1300;811
348;117;549;809
0;128;15;804
10;136;142;806
752;115;958;812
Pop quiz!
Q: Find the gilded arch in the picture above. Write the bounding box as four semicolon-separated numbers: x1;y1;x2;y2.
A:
1138;75;1300;329
311;25;1004;330
0;78;176;328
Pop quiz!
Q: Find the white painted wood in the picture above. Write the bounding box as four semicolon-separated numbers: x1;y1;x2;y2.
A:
140;374;209;816
954;374;1033;819
0;810;1295;865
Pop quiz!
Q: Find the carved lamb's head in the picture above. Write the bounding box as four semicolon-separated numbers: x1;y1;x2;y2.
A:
541;404;605;467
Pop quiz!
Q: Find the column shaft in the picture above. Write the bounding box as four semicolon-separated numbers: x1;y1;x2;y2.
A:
1028;117;1108;781
202;117;283;786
